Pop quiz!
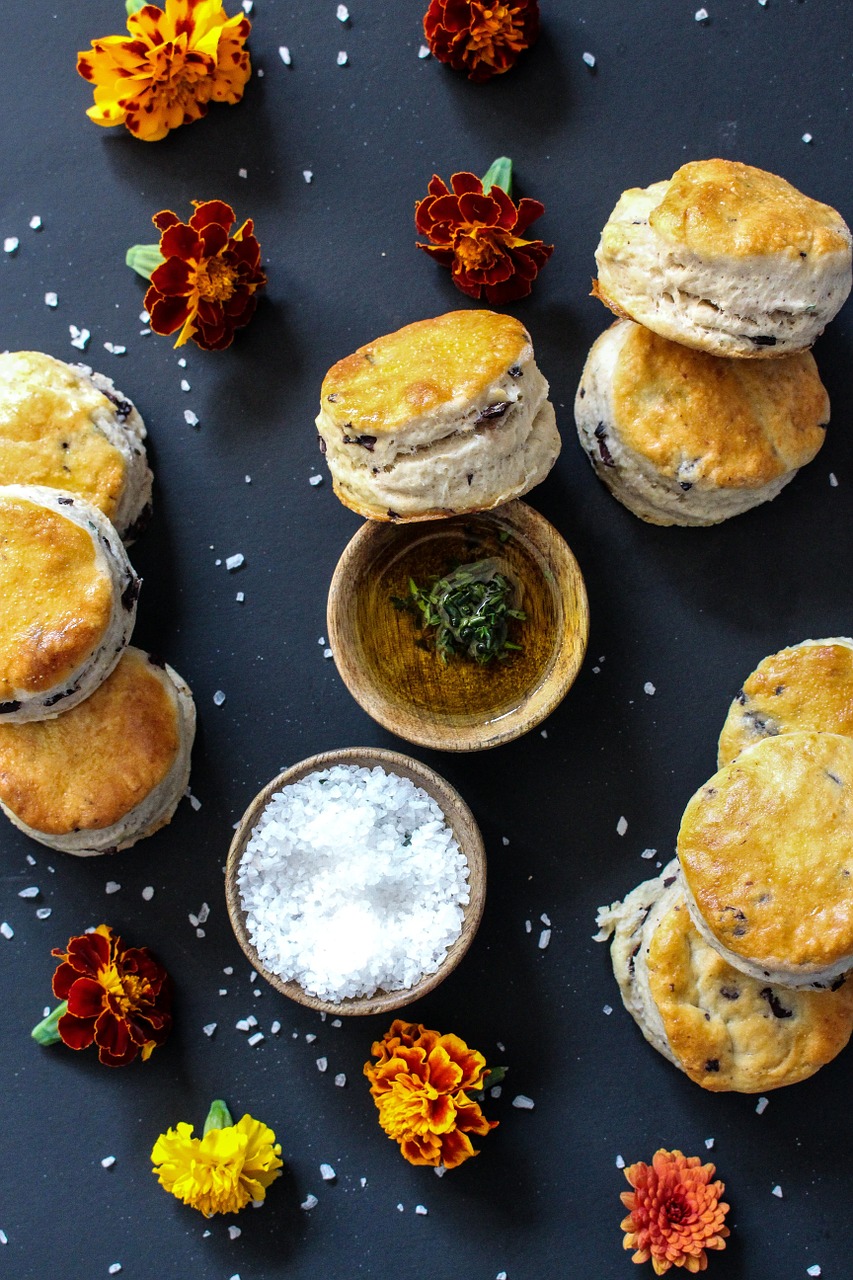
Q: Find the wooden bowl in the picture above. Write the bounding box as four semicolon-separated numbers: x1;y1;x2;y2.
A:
327;500;589;751
225;747;486;1016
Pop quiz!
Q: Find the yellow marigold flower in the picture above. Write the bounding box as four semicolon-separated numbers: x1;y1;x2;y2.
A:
77;0;251;142
364;1020;498;1169
151;1100;282;1215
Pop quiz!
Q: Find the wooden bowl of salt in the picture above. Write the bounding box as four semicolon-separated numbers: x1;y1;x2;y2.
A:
225;747;486;1016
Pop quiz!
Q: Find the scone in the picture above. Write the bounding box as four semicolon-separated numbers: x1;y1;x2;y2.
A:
0;352;152;541
0;484;139;723
0;647;195;855
677;732;853;988
596;863;853;1092
594;159;852;357
575;320;828;525
315;310;560;520
718;637;853;765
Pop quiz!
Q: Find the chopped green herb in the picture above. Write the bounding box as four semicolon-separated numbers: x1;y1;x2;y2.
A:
392;558;525;664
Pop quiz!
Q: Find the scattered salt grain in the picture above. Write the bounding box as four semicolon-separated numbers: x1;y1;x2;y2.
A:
195;927;205;938
323;648;333;659
415;1205;428;1215
279;46;292;65
237;764;470;1001
337;50;348;65
248;1032;264;1046
219;989;228;996
320;1163;336;1181
246;1015;258;1027
213;690;226;706
177;357;186;368
695;7;709;19
331;1018;342;1027
0;1230;7;1245
18;887;39;899
187;791;202;812
540;913;550;926
69;325;90;350
226;553;245;571
306;1033;316;1043
829;472;838;487
198;903;210;923
271;1021;281;1034
236;1019;252;1032
309;473;324;486
245;475;251;483
705;1138;715;1149
224;966;233;975
4;237;19;254
603;1004;613;1016
772;1185;783;1197
641;848;656;860
538;929;551;950
36;908;51;920
242;0;253;12
316;1057;328;1072
807;1267;821;1277
582;51;596;67
497;1272;507;1279
105;881;121;895
540;729;548;738
802;133;813;144
228;1226;241;1241
236;592;245;603
502;836;509;846
45;291;58;307
108;1266;122;1275
337;4;349;20
434;1166;446;1178
303;170;314;184
301;1194;318;1210
203;1023;217;1037
29;216;42;230
490;1085;502;1098
360;1177;367;1187
616;816;628;837
139;310;149;323
335;1073;346;1087
180;379;190;392
101;1156;116;1169
643;681;656;695
615;1154;625;1169
184;410;199;427
496;1041;506;1052
239;168;248;179
418;44;431;58
512;1095;535;1110
142;886;155;901
756;1096;769;1115
103;342;126;356
396;1204;404;1212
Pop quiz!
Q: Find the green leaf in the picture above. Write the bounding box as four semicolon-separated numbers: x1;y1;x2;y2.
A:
125;243;165;281
481;156;513;196
31;1001;68;1046
203;1098;234;1134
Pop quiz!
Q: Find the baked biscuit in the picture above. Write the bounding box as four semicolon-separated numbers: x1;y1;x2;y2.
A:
596;863;853;1091
0;484;139;723
315;310;560;520
0;647;195;855
0;352;152;541
594;159;852;357
575;320;828;525
678;732;853;988
718;637;853;765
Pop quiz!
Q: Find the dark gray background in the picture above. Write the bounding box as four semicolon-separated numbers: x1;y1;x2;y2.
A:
1;2;852;1277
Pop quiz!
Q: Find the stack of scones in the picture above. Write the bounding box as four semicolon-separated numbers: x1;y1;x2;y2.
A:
0;352;195;856
597;638;853;1093
575;159;852;525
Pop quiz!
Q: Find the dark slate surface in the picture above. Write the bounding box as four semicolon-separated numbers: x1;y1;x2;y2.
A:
1;2;852;1277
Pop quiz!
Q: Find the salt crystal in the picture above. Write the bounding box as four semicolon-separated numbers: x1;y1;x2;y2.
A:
641;848;656;859
177;357;186;368
807;1266;821;1277
139;310;149;322
236;592;245;603
108;1266;122;1275
202;1230;211;1238
615;1154;625;1168
540;729;548;738
246;1015;258;1027
644;681;656;695
337;50;348;65
253;988;261;996
36;908;51;920
772;1185;783;1197
418;44;430;58
337;4;349;20
502;836;510;846
45;291;58;307
0;1230;7;1244
705;1138;715;1149
616;816;628;836
226;553;245;571
303;170;314;184
603;1004;613;1015
29;216;42;230
203;1023;217;1037
248;1032;264;1046
242;0;253;12
228;1226;241;1241
756;1096;769;1114
18;887;39;899
239;169;248;179
434;1166;446;1178
180;379;190;392
538;929;551;950
69;326;91;351
316;1057;328;1072
213;690;226;706
301;1194;318;1210
224;966;233;975
334;1073;346;1087
540;912;550;926
189;914;199;928
306;1033;316;1043
512;1095;535;1110
198;903;210;923
142;886;155;901
320;1163;336;1181
271;1021;281;1034
829;472;838;487
490;1085;502;1098
188;791;202;812
496;1041;506;1052
257;67;264;76
758;0;767;5
323;648;333;659
582;51;596;67
525;919;531;933
415;1204;427;1215
802;133;813;144
497;1273;507;1279
695;7;709;18
331;1018;342;1027
309;474;323;486
236;1019;251;1032
219;989;228;996
101;1156;116;1169
103;342;126;355
360;1177;367;1187
397;1204;404;1212
279;46;292;65
184;410;199;427
105;881;121;895
4;237;19;254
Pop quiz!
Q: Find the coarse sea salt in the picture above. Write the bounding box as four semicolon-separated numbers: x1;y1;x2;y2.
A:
237;764;469;1001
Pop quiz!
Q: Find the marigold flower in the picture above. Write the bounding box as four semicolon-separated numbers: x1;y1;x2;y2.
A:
620;1149;730;1274
151;1099;283;1215
130;200;266;350
77;0;251;142
39;924;172;1067
423;0;539;81
415;160;553;304
364;1020;497;1169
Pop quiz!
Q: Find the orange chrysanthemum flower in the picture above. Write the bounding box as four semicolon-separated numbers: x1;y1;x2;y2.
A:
77;0;251;142
423;0;539;82
364;1020;497;1169
142;199;266;350
415;169;553;304
620;1149;730;1275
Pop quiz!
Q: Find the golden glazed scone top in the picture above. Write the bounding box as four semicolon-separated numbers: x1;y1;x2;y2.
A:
611;324;828;486
320;311;530;435
649;159;851;259
0;353;127;521
0;494;113;699
718;640;853;766
0;649;181;834
647;894;853;1092
678;732;853;972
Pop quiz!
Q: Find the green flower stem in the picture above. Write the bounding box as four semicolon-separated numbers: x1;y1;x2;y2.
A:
203;1099;234;1135
481;156;513;196
126;244;165;282
126;0;146;15
31;1001;67;1046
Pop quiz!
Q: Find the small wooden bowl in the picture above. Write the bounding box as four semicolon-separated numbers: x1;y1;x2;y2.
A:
327;500;589;752
225;747;486;1016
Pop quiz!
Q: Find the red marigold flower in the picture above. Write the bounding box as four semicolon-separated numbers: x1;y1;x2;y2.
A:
423;0;539;81
620;1149;731;1275
50;924;172;1067
142;199;266;350
415;164;553;304
364;1020;498;1169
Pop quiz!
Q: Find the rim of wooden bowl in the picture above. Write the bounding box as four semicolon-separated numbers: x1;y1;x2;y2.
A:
327;499;590;752
225;747;486;1016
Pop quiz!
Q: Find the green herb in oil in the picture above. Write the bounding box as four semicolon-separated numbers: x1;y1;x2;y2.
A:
392;558;526;664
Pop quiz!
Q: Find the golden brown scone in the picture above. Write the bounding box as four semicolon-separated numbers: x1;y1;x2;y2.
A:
0;485;139;722
0;647;195;855
315;311;560;520
0;352;152;540
718;638;853;765
594;159;852;357
574;319;828;525
678;732;853;987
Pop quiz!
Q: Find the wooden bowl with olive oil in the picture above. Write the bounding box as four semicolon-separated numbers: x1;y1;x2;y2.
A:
327;500;589;751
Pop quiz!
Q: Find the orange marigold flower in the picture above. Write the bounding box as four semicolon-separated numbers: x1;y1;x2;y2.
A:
364;1020;497;1169
620;1149;731;1275
142;200;266;350
77;0;251;142
423;0;539;81
49;924;172;1067
415;167;553;304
